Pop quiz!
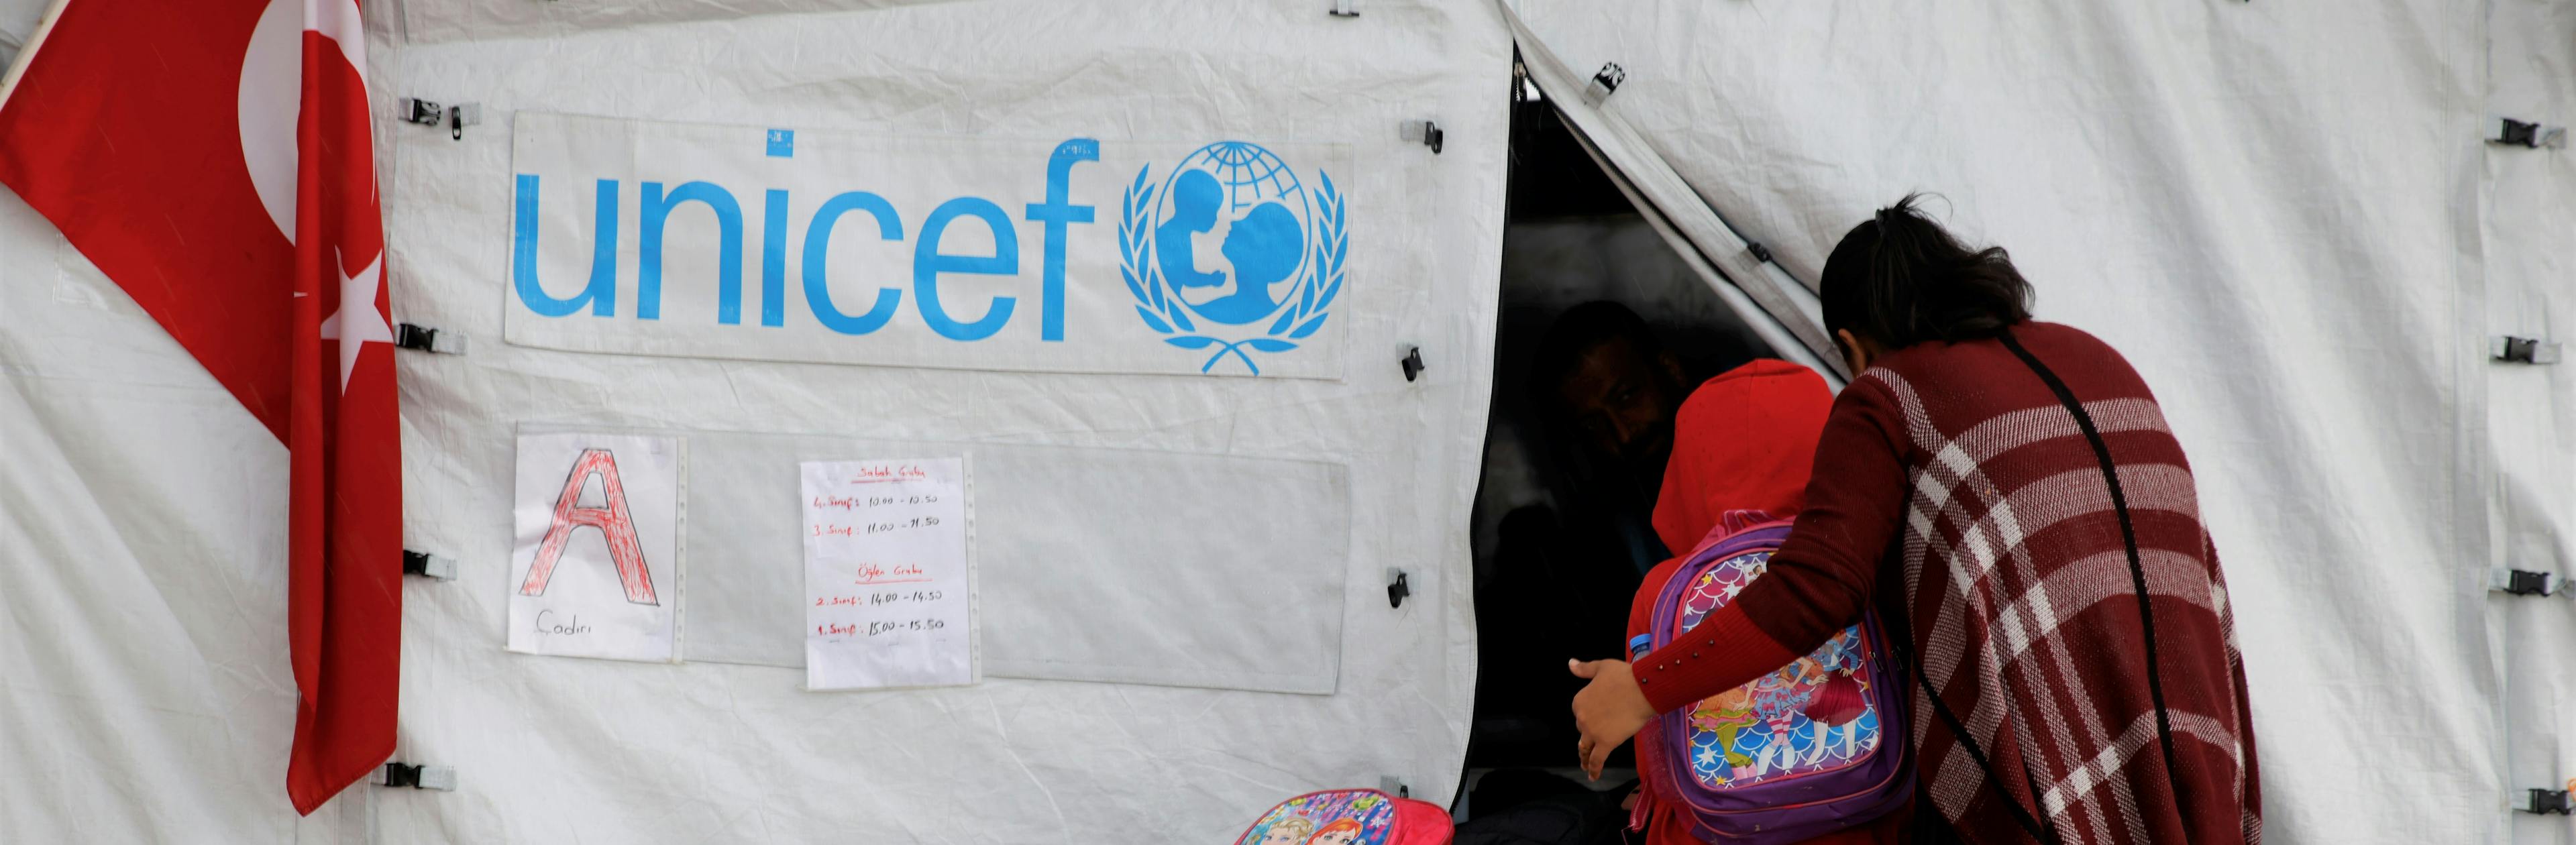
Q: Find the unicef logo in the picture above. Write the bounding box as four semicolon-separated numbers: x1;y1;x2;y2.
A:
1118;142;1346;374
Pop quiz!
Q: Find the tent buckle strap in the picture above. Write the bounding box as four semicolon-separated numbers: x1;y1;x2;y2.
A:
1386;569;1410;608
396;323;469;355
399;98;481;142
2489;117;2568;150
2491;335;2560;365
1585;62;1625;105
1399;119;1443;154
402;550;458;581
1328;0;1358;17
374;763;457;792
398;97;446;127
2489;567;2569;598
1379;776;1410;798
2515;787;2573;815
1400;346;1426;382
1746;241;1774;264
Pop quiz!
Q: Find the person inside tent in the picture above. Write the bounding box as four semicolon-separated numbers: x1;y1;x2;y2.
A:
1619;358;1909;845
1470;301;1699;774
1570;196;2261;844
1529;300;1697;579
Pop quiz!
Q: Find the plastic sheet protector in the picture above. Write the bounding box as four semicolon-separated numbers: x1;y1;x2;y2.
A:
800;457;977;691
506;431;687;663
672;427;1350;696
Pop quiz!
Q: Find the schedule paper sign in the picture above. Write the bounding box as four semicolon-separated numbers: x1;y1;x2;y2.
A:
802;458;976;690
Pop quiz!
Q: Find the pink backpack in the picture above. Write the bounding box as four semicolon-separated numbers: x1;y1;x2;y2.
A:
1629;517;1913;842
1233;789;1454;845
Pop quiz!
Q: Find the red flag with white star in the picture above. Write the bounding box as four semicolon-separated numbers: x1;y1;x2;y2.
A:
0;0;402;814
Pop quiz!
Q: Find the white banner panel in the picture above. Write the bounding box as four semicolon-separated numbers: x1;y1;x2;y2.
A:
507;112;1355;379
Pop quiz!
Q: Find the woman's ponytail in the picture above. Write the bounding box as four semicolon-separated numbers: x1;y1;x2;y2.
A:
1819;194;2033;350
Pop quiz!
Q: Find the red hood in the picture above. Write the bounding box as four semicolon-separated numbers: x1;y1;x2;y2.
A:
1651;359;1835;554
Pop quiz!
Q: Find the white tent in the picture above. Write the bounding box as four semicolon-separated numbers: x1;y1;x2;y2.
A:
0;1;2567;842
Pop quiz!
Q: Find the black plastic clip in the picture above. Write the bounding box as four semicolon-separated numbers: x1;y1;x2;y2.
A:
2491;567;2567;598
1386;569;1410;608
399;99;480;142
1400;347;1425;382
2519;787;2572;815
1400;120;1443;155
400;98;445;127
1328;0;1358;17
2493;335;2561;365
395;323;468;355
1746;242;1774;264
402;550;457;581
2492;117;2568;150
374;762;457;791
1585;62;1625;104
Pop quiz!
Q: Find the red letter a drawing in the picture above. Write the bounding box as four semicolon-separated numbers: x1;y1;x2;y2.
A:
519;449;659;605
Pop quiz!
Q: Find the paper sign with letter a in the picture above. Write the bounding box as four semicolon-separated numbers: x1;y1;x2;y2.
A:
803;458;975;690
509;432;686;663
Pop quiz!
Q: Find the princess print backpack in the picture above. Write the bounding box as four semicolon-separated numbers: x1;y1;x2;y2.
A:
1629;517;1912;842
1234;788;1454;845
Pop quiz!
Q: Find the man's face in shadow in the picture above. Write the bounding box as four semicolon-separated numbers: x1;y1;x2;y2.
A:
1552;334;1687;496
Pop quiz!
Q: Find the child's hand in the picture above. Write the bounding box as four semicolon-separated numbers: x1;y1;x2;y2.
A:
1568;658;1656;781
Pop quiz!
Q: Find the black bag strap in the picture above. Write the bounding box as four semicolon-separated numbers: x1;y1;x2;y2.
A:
1996;327;2187;828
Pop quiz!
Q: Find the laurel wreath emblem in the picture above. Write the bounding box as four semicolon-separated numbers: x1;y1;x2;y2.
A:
1118;163;1347;375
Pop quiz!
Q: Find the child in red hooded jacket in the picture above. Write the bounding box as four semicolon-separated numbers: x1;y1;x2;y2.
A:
1620;359;1908;845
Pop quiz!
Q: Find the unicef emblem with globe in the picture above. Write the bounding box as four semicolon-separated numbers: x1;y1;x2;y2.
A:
1119;142;1346;374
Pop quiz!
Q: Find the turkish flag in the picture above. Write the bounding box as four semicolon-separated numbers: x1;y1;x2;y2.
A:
0;0;402;814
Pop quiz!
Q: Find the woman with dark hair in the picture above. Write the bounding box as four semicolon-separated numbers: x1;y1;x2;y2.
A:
1568;196;2260;844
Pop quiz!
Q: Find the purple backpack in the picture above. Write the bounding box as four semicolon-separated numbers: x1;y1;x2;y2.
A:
1629;518;1912;842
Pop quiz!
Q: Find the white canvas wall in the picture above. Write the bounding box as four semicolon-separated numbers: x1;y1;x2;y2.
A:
1508;1;2569;841
5;0;2570;841
1;1;1512;841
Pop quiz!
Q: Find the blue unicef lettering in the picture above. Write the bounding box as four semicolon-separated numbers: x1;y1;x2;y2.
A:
1024;139;1099;341
798;193;912;335
511;175;620;317
758;189;792;327
638;181;745;323
800;191;905;335
1120;142;1346;374
914;198;1019;341
510;137;1103;343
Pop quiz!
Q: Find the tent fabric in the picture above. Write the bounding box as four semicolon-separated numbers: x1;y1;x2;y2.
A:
2483;3;2576;844
4;0;2570;841
1;1;1510;841
1505;1;2567;842
1502;12;1843;384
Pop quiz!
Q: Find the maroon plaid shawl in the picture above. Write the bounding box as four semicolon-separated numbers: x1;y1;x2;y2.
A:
1635;323;2259;844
